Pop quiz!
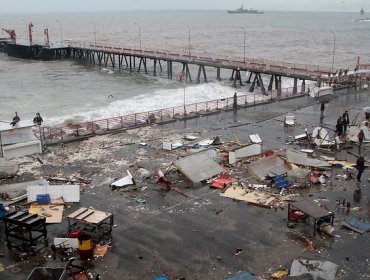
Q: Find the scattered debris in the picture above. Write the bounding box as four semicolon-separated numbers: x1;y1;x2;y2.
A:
247;154;288;181
28;185;80;203
286;150;332;168
111;170;135;188
210;173;234;189
224;272;258;280
54;238;79;249
341;218;370;233
229;144;262;164
289;259;338;280
249;134;262;144
0;157;19;178
221;186;276;208
175;151;225;183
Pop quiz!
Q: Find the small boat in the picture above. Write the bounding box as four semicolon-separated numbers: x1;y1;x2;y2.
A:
309;85;333;98
227;4;264;14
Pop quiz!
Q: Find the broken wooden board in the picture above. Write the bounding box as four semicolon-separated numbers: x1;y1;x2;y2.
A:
246;154;288;181
286;150;331;168
29;204;64;223
221;186;275;208
94;245;109;257
175;151;224;183
229;144;262;164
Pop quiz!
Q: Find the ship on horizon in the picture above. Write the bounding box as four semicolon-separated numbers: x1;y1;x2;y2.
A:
227;4;264;14
360;7;365;15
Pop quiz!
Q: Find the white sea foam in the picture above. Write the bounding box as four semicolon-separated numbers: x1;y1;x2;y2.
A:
46;82;254;126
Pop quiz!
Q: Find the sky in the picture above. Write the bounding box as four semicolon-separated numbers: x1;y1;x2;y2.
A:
0;0;368;13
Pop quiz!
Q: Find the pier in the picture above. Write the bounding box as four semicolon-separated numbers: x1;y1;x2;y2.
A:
67;42;327;93
2;38;333;93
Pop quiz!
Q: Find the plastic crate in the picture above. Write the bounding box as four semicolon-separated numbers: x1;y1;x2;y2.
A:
27;267;66;280
36;194;51;204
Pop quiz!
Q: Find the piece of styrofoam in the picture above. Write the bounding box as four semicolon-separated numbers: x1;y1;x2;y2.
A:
111;170;134;187
249;134;262;144
28;184;80;202
54;238;79;249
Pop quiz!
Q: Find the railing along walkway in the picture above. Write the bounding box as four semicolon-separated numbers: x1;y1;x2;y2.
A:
40;85;307;144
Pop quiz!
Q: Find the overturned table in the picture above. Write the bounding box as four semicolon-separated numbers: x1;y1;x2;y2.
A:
288;200;334;236
67;207;113;238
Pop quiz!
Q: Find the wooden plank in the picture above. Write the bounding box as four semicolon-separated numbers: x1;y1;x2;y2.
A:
67;207;88;219
78;211;95;221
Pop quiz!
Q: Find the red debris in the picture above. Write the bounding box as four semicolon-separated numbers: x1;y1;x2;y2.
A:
210;173;234;189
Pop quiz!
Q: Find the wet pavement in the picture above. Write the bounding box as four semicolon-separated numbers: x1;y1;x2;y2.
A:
0;89;369;280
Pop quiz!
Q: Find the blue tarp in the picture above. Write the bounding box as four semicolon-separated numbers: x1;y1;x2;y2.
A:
224;272;258;280
348;218;370;232
273;175;290;189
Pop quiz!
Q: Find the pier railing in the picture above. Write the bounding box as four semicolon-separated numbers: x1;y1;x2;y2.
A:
39;85;307;144
68;41;332;77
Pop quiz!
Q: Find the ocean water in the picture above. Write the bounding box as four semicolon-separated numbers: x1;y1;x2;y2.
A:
0;11;369;126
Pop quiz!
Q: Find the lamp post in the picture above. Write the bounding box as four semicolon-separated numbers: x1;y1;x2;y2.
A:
185;24;191;57
330;30;336;73
134;22;142;50
90;21;96;46
240;27;246;63
56;20;63;44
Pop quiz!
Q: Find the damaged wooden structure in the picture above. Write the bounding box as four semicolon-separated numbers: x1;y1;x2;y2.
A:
288;200;334;236
4;211;47;248
67;207;114;238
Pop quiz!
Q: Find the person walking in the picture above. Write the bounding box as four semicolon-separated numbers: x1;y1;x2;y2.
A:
343;111;350;125
335;117;343;137
320;102;325;119
358;129;365;153
356;155;365;182
233;92;238;109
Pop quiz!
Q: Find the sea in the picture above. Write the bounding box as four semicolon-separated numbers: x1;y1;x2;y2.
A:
0;10;369;126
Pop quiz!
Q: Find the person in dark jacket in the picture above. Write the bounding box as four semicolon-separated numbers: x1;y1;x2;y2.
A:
10;112;20;127
356;155;365;182
33;113;43;125
342;111;349;132
358;129;365;153
320;102;325;119
233;92;238;109
335;117;343;136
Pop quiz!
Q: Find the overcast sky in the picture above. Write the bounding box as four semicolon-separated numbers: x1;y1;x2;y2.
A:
0;0;368;13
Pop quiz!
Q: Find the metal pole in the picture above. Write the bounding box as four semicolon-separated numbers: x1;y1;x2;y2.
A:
90;21;96;46
185;24;191;57
22;20;27;41
241;27;246;63
330;30;336;73
135;22;141;50
56;20;63;44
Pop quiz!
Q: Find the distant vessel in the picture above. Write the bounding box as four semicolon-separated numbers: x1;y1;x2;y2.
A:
360;7;365;15
227;4;264;14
